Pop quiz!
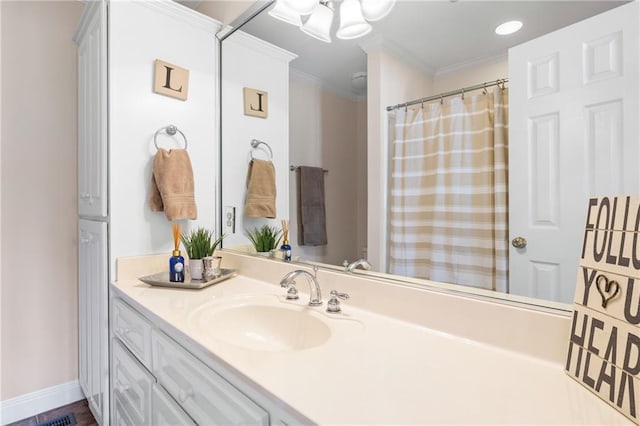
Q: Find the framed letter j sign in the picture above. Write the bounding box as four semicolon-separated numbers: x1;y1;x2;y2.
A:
243;87;268;118
153;59;189;101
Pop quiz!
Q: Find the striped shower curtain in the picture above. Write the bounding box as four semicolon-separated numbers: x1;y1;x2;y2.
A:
388;88;509;291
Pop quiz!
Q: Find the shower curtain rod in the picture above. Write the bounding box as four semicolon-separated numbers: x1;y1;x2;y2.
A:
385;78;508;112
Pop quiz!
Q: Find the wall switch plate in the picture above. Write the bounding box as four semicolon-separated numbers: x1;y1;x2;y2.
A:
224;206;236;234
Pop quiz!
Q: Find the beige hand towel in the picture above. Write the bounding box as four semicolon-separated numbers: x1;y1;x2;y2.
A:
150;148;197;221
244;159;276;218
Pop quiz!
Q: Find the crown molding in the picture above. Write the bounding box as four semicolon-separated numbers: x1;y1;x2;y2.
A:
359;34;435;78
290;68;362;102
225;30;298;63
434;52;508;78
135;0;222;34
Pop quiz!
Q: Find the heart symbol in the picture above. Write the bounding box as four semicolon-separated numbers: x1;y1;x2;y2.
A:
596;274;621;309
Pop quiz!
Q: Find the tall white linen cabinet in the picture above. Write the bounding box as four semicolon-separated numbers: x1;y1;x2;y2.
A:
73;1;221;423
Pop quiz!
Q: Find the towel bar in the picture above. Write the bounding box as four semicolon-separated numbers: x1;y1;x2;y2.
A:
290;165;328;174
154;125;188;150
250;139;273;160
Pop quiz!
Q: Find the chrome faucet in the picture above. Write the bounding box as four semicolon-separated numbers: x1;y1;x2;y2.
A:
344;258;371;273
280;268;323;306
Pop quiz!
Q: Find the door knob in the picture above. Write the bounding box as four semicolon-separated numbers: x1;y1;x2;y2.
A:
512;236;527;248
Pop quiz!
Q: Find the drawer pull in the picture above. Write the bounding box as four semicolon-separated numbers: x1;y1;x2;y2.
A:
178;388;194;403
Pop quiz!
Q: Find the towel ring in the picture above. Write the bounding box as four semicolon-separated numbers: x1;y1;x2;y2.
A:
154;125;188;150
250;139;273;161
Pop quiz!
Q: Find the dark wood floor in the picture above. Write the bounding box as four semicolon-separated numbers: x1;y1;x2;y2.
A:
7;399;97;426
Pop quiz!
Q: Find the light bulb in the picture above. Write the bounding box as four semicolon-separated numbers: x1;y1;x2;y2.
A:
301;2;334;43
268;0;303;26
336;0;372;40
361;0;396;22
283;0;318;15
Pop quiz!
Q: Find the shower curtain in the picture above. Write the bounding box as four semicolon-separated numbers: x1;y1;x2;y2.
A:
388;88;509;291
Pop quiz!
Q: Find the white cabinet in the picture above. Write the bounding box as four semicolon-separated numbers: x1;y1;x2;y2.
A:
78;219;108;424
75;1;108;423
75;1;221;424
111;339;154;426
76;0;107;218
152;329;269;425
111;297;270;426
112;297;152;369
152;384;196;426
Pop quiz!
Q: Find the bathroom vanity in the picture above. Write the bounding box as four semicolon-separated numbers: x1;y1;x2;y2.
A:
109;250;633;425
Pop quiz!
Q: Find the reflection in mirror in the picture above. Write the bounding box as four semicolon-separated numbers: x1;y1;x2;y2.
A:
219;0;636;309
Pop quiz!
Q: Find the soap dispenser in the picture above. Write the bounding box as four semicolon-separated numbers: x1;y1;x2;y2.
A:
169;223;185;282
280;219;292;262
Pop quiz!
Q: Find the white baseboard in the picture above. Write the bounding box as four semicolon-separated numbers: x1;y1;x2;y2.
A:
0;380;84;425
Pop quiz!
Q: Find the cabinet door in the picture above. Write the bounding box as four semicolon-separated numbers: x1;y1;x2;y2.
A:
111;339;154;426
112;298;152;369
152;330;269;425
152;384;196;426
78;219;108;424
77;0;107;218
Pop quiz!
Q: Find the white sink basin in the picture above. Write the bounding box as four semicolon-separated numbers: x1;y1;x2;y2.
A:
189;299;331;351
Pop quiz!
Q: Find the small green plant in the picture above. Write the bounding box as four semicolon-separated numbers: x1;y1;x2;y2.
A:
180;228;224;259
246;224;282;252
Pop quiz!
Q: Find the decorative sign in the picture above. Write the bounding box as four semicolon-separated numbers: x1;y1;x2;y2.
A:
153;59;189;101
243;87;268;118
566;195;640;423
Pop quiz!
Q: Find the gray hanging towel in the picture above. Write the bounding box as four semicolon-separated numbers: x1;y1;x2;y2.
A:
297;166;327;246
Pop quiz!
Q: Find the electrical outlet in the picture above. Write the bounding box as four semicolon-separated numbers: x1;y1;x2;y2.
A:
224;206;236;234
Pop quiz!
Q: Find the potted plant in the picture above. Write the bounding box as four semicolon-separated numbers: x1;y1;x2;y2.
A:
246;224;282;254
180;227;224;279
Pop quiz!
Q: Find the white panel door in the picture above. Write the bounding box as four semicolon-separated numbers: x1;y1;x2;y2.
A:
77;0;107;218
509;2;639;303
78;219;108;424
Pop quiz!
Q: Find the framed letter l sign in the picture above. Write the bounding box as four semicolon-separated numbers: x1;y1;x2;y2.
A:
243;87;268;118
153;59;189;101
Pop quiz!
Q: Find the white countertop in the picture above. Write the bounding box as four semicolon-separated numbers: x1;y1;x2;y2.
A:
112;273;632;425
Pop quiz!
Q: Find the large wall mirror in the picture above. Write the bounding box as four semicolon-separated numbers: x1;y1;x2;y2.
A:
218;0;636;311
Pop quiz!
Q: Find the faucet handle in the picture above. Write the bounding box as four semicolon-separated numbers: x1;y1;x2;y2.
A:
286;283;299;300
326;290;349;313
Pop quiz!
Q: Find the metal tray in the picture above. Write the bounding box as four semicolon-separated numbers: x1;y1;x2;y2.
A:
139;268;237;290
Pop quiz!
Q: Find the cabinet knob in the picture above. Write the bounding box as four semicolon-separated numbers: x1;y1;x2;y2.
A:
79;231;93;244
178;388;194;403
116;327;130;336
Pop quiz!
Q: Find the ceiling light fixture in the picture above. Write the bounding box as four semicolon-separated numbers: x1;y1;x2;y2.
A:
269;0;395;43
268;1;303;26
301;2;334;43
283;0;319;15
336;0;372;40
361;0;396;22
495;20;523;35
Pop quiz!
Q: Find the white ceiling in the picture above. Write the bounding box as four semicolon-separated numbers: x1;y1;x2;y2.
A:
237;0;628;96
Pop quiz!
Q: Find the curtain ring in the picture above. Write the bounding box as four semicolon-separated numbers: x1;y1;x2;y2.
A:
482;83;488;95
501;79;506;90
404;104;408;112
461;88;465;100
421;99;424;109
440;95;443;105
